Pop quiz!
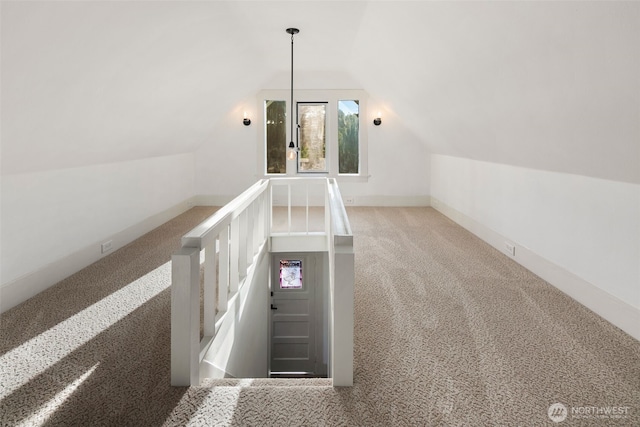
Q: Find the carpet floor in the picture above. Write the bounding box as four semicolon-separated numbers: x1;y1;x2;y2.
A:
1;206;638;426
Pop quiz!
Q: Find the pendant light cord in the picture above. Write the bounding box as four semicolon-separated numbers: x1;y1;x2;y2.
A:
286;28;299;152
290;31;295;149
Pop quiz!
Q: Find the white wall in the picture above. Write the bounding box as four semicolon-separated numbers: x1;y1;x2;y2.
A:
201;246;269;379
351;1;640;185
1;153;195;311
431;154;640;335
340;100;430;206
194;96;260;200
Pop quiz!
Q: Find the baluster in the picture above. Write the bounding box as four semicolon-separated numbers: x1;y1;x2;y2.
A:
239;210;248;278
269;184;274;232
203;241;216;337
257;193;264;242
252;199;259;252
264;190;268;228
306;182;310;234
247;201;255;261
265;191;269;239
256;198;261;243
287;183;292;234
218;225;230;313
325;182;331;237
230;216;240;293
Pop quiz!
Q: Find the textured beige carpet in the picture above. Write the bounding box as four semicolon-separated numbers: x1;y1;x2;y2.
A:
1;206;639;426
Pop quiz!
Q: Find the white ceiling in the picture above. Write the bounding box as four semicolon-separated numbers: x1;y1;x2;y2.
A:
2;1;638;183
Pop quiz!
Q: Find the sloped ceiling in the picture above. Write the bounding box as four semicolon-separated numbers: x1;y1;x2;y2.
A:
2;1;638;183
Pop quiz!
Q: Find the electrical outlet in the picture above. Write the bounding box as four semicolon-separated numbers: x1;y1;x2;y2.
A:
345;196;355;205
101;240;113;254
505;242;516;256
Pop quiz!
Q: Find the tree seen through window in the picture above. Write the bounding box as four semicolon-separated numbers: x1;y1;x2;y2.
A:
265;100;286;174
338;100;359;174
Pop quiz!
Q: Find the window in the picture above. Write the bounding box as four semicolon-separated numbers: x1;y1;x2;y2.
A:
258;89;368;181
265;100;286;174
338;100;359;174
298;103;327;173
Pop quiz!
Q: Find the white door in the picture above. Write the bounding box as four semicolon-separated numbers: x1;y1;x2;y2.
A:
270;254;317;375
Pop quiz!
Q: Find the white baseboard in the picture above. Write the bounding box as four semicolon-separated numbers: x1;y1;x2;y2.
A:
0;198;196;314
195;194;430;207
347;195;430;207
430;197;640;342
193;195;233;207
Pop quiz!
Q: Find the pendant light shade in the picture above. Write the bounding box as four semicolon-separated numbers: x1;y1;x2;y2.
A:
287;141;296;160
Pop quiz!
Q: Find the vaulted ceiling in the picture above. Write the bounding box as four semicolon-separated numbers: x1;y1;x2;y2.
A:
2;1;638;183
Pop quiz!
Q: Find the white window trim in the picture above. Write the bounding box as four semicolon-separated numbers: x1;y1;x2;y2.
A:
257;89;370;182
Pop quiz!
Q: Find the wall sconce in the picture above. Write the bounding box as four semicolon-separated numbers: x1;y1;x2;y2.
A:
243;112;251;126
373;112;382;126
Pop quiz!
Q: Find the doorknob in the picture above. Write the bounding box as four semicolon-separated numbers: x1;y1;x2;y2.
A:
271;304;278;310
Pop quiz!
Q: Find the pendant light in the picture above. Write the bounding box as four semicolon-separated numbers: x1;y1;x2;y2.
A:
286;28;299;161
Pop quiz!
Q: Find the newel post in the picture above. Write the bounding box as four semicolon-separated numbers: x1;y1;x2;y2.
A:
332;236;354;387
171;246;200;386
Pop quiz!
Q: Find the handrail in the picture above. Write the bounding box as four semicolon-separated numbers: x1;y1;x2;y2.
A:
327;178;352;238
171;177;353;386
181;179;269;249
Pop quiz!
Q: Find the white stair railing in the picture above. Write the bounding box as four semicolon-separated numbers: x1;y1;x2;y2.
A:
171;180;269;386
327;179;354;386
171;178;353;386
